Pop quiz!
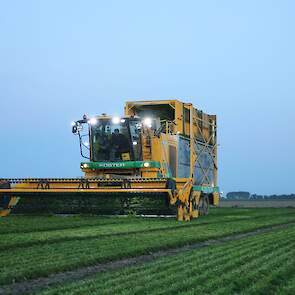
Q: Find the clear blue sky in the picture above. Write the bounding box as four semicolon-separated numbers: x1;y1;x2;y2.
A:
0;0;294;195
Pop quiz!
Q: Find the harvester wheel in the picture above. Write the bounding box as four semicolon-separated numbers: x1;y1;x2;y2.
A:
199;195;209;216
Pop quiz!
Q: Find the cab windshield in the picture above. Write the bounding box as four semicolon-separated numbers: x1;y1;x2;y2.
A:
91;118;141;162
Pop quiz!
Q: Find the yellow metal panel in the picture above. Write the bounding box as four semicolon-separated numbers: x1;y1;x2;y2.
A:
0;188;171;194
0;209;10;217
174;100;184;134
213;192;219;206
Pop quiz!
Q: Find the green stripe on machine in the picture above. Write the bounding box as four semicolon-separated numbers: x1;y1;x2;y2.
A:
193;185;219;194
81;161;161;169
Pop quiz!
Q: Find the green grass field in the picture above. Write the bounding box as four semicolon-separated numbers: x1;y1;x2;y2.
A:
1;208;295;294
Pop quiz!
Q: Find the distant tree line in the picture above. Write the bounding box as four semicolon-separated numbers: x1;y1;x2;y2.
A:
224;192;295;200
225;191;250;200
250;194;295;200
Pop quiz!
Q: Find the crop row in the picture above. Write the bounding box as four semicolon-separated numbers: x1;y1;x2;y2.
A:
276;274;295;295
40;226;295;295
47;230;281;294
1;213;295;285
2;208;295;250
0;215;124;234
1;207;293;234
3;209;293;250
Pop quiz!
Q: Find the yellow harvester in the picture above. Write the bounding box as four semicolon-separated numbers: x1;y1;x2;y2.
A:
0;100;219;220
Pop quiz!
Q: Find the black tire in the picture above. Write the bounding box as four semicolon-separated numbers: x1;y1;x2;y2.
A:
199;195;209;216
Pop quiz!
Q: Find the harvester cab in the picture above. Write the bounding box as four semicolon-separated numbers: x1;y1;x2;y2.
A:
72;114;161;177
73;115;147;164
0;100;219;220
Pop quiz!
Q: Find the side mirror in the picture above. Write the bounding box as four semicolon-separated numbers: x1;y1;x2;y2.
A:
72;122;83;135
72;125;78;134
